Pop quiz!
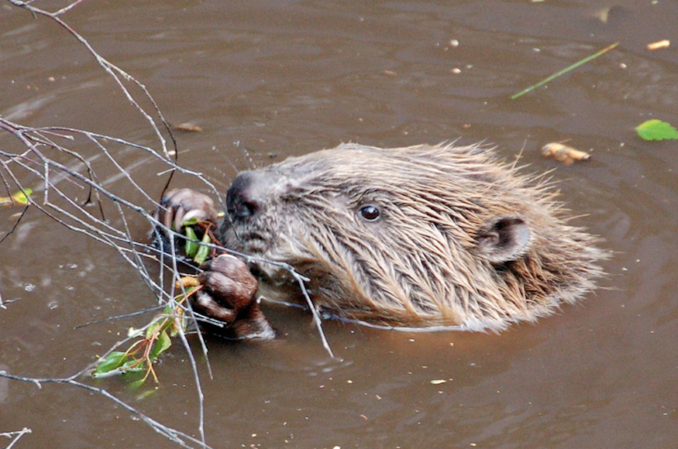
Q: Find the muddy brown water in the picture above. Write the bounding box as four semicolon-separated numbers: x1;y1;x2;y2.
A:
1;1;677;448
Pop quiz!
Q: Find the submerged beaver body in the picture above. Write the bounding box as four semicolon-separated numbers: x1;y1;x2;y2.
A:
213;143;604;332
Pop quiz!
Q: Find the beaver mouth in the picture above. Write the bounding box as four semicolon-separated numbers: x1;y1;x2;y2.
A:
223;225;271;256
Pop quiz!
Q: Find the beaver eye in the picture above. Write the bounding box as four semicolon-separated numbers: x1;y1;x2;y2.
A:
358;204;381;222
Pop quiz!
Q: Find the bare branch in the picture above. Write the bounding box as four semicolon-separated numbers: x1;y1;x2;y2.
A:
0;371;213;449
0;428;32;449
1;2;335;448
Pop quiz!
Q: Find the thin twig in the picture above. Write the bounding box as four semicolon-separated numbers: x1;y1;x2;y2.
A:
0;371;213;449
0;204;29;245
0;428;32;449
0;3;335;449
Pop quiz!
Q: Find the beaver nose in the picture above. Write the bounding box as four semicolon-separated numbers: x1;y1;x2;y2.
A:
226;171;267;221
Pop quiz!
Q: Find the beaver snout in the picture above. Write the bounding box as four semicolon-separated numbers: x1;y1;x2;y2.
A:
227;172;264;220
226;170;284;221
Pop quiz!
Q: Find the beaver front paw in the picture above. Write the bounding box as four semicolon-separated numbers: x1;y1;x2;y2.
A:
153;188;219;254
193;255;275;340
156;188;219;234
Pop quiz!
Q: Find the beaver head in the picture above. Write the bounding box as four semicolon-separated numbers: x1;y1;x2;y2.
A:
220;143;605;331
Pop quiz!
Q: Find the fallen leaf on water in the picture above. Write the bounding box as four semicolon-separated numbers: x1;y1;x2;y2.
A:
647;40;670;51
171;122;203;133
541;143;591;165
636;119;678;141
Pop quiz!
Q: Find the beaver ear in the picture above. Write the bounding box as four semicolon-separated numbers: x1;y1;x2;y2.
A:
476;217;530;263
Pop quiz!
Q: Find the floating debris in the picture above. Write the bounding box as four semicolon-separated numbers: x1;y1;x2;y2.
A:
171;122;203;133
541;143;591;165
511;42;619;99
647;40;670;51
636;119;678;141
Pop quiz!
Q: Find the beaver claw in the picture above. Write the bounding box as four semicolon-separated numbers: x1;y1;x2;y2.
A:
155;188;219;238
193;255;275;340
153;188;219;257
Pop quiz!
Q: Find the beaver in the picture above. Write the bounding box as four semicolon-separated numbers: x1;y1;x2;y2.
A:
159;143;605;336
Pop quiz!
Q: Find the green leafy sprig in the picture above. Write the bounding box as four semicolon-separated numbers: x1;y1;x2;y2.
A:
93;279;201;386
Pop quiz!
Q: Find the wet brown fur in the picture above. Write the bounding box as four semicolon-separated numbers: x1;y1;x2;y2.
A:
221;143;606;331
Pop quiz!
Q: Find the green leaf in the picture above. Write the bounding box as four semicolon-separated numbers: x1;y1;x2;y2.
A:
11;188;32;205
184;226;198;257
145;316;173;337
119;359;144;373
181;217;199;226
150;330;172;361
145;318;163;339
636;119;678;141
193;232;211;265
162;304;174;316
94;351;127;375
169;316;186;337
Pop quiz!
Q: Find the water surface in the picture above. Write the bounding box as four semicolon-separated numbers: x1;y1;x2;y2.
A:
1;1;677;448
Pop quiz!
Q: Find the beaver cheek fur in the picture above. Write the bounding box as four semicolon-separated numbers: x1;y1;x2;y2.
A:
219;143;605;332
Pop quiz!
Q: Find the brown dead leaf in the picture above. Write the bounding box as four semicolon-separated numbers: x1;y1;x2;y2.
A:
541;143;591;165
175;276;200;290
171;122;203;133
647;40;670;51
